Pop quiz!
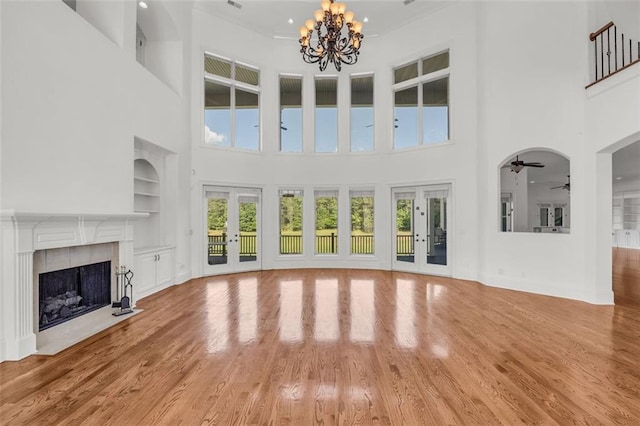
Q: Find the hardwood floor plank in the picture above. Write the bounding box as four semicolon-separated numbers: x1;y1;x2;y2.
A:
3;266;640;424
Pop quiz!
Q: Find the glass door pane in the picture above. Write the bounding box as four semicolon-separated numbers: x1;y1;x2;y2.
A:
207;196;229;266
238;199;257;263
501;193;512;232
206;187;261;274
426;197;447;266
540;207;549;227
396;197;415;263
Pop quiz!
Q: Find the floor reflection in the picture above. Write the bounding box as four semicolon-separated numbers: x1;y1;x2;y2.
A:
315;279;339;342
279;280;303;343
395;278;417;348
350;279;375;343
314;384;338;399
426;281;446;302
281;383;304;400
205;280;229;353
425;281;449;358
237;277;257;344
8;266;640;425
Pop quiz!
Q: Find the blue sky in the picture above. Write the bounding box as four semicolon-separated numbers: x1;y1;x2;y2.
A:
206;105;447;150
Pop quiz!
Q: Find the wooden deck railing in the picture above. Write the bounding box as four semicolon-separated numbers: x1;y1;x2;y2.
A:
208;234;428;257
587;21;640;88
207;234;384;257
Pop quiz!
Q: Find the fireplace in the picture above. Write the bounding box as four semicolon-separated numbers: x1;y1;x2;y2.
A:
1;212;143;361
39;261;112;331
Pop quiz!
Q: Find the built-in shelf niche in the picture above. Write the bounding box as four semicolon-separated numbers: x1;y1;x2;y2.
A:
623;193;640;230
614;191;640;230
134;159;160;213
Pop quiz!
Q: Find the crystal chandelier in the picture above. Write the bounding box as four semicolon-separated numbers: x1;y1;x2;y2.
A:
298;0;364;72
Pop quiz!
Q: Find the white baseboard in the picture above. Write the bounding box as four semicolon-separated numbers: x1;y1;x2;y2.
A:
613;245;640;250
1;333;37;362
0;337;6;363
480;274;607;304
175;270;192;285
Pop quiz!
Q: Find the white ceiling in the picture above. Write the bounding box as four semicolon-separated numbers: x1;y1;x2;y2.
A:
194;0;455;39
503;151;570;187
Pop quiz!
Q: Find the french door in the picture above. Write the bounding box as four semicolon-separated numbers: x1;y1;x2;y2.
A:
392;184;451;276
204;186;261;275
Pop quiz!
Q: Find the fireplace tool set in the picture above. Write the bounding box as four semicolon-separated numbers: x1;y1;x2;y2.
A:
112;266;134;316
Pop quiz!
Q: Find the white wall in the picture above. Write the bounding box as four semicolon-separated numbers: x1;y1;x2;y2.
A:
4;0;640;363
589;1;640;40
0;0;6;362
189;2;480;281
76;0;127;49
1;1;183;214
0;0;193;361
187;1;640;305
477;1;596;301
585;40;640;303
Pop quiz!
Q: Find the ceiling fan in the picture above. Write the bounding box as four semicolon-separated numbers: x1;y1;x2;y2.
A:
254;122;288;131
551;175;570;191
366;119;398;129
503;155;545;173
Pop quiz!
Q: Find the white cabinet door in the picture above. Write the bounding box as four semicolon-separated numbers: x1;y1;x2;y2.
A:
616;230;640;248
155;249;174;288
134;247;175;299
135;252;158;298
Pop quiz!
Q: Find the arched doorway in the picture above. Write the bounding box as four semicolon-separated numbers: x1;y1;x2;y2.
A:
611;140;640;305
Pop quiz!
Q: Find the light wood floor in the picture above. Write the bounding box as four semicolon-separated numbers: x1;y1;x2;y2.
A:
614;247;640;305
2;265;640;424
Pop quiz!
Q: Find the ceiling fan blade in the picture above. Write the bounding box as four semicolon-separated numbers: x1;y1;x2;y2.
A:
550;185;564;189
524;164;545;168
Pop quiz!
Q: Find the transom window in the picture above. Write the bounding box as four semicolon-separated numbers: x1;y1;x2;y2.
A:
204;54;260;150
351;74;374;152
315;77;338;153
280;75;303;152
393;50;450;149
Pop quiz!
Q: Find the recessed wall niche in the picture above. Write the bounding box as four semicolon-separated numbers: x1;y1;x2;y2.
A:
134;137;173;249
499;150;570;233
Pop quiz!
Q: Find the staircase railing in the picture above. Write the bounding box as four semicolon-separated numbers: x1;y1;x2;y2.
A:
587;21;640;88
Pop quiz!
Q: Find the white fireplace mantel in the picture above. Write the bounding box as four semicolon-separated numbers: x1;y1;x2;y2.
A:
0;210;148;362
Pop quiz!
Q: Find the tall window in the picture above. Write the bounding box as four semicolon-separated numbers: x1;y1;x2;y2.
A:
279;190;303;255
351;75;374;152
279;75;303;152
350;190;374;255
315;77;338;153
204;54;260;150
315;190;339;254
393;50;449;149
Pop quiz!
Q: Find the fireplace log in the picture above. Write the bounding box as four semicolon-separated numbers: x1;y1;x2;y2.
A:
60;306;71;318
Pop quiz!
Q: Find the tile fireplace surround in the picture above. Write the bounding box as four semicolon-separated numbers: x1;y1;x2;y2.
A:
0;211;147;362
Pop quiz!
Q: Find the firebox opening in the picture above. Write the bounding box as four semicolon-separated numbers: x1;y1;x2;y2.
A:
39;261;111;331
